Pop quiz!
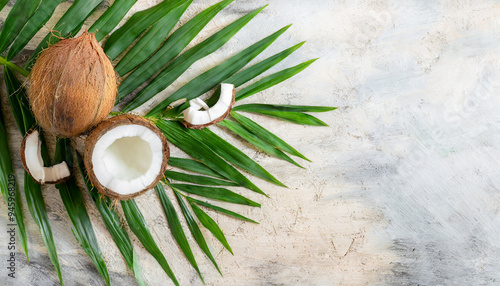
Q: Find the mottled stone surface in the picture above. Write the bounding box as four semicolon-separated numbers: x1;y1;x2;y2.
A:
2;0;500;285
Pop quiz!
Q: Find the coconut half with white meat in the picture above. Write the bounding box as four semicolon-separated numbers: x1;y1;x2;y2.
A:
183;83;235;129
84;115;169;200
20;129;71;184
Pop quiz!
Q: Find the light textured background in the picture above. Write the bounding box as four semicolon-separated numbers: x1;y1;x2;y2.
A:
2;0;500;285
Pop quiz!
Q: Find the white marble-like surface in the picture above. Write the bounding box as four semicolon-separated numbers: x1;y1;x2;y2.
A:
2;0;500;285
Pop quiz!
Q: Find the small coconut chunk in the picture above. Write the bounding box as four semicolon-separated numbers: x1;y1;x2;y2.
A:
21;130;71;184
84;115;170;200
183;83;235;129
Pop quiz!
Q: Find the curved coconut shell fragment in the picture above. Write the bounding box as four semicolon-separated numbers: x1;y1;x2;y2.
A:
84;115;170;200
183;83;235;129
20;129;71;185
28;30;117;138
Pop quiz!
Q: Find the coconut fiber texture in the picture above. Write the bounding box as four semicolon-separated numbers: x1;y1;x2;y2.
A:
28;31;117;138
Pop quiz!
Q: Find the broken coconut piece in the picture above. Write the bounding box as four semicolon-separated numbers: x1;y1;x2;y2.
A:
183;83;235;129
84;115;169;200
20;129;71;184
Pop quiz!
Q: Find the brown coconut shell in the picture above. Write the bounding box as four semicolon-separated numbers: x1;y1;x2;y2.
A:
84;115;170;200
29;30;117;138
183;87;236;129
20;129;71;185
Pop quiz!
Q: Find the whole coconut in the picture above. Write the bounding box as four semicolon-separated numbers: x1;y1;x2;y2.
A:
29;30;117;138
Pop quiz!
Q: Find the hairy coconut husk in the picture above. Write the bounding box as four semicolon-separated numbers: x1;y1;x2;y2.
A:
20;129;71;185
84;115;170;200
183;86;236;129
29;30;117;138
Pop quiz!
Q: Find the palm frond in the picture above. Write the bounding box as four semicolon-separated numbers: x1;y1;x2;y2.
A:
190;200;233;254
7;0;63;60
104;0;190;59
233;103;330;126
218;119;303;168
0;0;8;12
235;58;318;101
156;183;203;281
24;172;64;285
0;0;41;54
88;0;137;42
165;170;238;186
114;0;191;75
117;0;234;100
121;199;179;286
230;111;310;161
157;119;266;195
2;67;62;284
77;153;146;286
2;67;30;259
174;189;221;274
122;4;265;111
161;39;306;116
184;127;287;187
172;183;260;207
147;24;290;116
187;196;258;224
168;157;227;179
53;139;110;286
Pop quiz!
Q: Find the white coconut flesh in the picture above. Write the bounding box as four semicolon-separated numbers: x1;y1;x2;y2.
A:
183;83;234;125
23;130;70;184
91;124;164;195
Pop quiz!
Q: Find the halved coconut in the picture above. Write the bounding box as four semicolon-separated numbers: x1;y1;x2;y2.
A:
20;129;71;184
84;115;169;200
183;83;235;129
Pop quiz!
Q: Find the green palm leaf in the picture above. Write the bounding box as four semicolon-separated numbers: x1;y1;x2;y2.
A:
201;41;306;108
24;133;64;284
187;197;258;224
168;157;226;179
0;0;41;54
114;1;191;76
24;172;64;285
122;5;266;111
3;65;63;283
0;104;28;261
184;127;286;187
121;199;179;286
6;0;63;60
189;201;233;254
174;189;221;274
218;119;303;168
77;154;146;286
234;104;337;113
117;0;233;100
172;184;260;207
147;24;291;116
233;103;329;126
104;0;190;59
230;111;309;161
0;0;8;12
235;58;318;101
88;0;138;42
168;41;306;116
157;120;265;195
165;170;238;186
2;68;31;259
156;183;203;281
54;139;110;286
